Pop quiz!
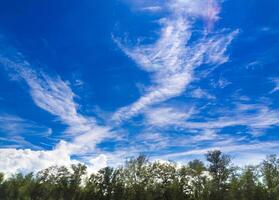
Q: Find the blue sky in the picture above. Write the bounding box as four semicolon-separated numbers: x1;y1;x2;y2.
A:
0;0;279;174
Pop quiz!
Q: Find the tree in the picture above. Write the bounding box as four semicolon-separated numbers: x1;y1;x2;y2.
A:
186;159;210;200
123;155;150;200
228;168;242;200
206;150;232;200
149;161;184;200
239;166;267;200
37;165;73;199
261;155;279;200
69;163;87;199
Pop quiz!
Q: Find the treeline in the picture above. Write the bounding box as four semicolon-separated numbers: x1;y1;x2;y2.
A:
0;151;279;200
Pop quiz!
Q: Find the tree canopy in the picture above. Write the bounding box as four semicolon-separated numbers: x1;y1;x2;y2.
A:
0;150;279;200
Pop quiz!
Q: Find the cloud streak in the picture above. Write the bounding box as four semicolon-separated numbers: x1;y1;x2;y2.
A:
0;114;51;137
270;78;279;93
159;141;279;163
143;102;279;136
113;0;238;122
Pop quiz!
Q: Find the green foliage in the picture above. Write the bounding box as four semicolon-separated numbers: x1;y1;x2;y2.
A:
261;155;279;200
206;150;232;200
0;152;278;200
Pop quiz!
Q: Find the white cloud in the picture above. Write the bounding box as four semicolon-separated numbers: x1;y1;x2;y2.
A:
159;141;279;161
0;136;40;149
113;0;238;122
0;114;51;137
141;6;162;12
178;104;279;137
88;154;108;174
149;103;279;136
0;58;82;129
139;102;279;142
0;56;115;174
0;143;75;176
144;106;194;127
0;141;109;176
0;56;113;149
192;129;218;141
0;114;52;149
171;0;221;25
211;77;231;89
146;141;279;167
270;78;279;94
190;88;215;99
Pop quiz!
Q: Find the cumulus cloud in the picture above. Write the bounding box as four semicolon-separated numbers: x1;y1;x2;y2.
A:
0;143;75;176
87;154;108;174
113;0;238;122
0;140;111;176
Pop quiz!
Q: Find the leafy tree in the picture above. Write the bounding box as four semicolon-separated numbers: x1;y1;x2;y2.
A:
239;166;265;200
206;150;232;200
69;164;87;199
186;159;210;200
149;161;184;200
261;155;279;200
228;168;242;200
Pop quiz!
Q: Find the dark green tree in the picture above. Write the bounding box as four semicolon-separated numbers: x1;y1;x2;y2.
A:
261;155;279;200
206;150;232;200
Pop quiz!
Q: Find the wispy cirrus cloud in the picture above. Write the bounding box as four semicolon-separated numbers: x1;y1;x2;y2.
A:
0;114;52;149
270;78;279;94
1;58;90;134
183;103;279;136
211;77;231;89
0;56;112;143
189;88;215;99
144;106;194;127
0;114;51;136
0;55;115;174
143;102;279;137
141;6;162;12
113;0;238;122
158;141;279;165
